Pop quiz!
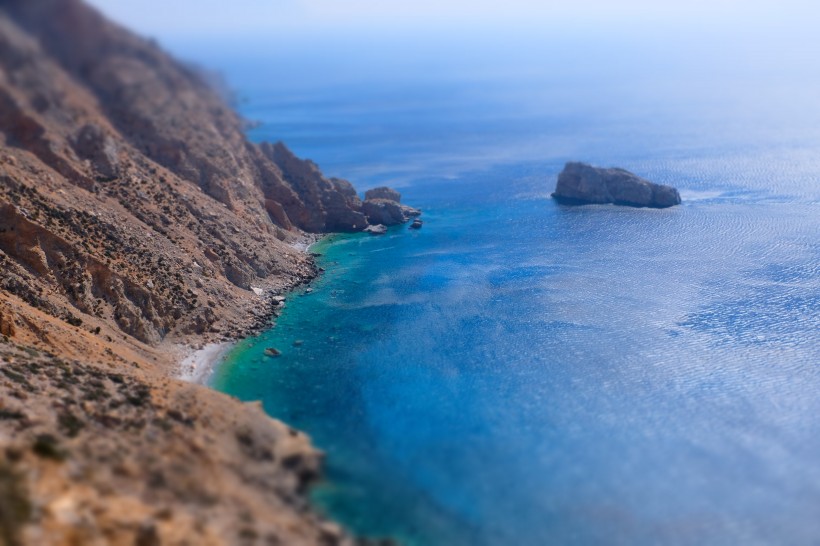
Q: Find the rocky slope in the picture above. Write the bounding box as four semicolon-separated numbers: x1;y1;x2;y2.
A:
553;162;681;208
0;341;361;546
0;0;403;543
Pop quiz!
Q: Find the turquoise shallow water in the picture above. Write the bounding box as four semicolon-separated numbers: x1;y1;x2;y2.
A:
212;164;820;545
195;29;820;546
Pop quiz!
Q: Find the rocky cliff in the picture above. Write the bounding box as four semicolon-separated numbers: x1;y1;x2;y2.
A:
0;0;400;544
553;162;681;208
0;0;414;361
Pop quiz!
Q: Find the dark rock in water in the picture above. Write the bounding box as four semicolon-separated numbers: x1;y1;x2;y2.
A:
264;347;281;357
362;199;409;225
365;186;402;202
553;162;681;208
409;218;423;229
364;224;388;235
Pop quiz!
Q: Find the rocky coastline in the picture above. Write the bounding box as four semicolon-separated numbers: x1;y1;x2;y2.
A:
0;0;405;544
177;236;324;385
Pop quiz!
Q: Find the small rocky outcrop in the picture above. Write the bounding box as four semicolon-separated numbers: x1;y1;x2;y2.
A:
553;162;681;208
409;218;423;230
365;186;402;202
363;224;388;235
0;304;16;337
361;186;421;226
362;199;406;225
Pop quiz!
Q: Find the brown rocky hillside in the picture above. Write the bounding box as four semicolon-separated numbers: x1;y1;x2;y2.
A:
0;0;405;543
0;0;401;366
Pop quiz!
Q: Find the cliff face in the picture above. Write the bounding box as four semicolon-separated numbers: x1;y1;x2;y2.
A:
0;0;386;362
2;0;356;234
0;1;400;543
260;142;369;232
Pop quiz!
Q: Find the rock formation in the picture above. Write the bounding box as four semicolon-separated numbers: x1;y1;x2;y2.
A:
364;186;402;202
553;162;681;208
361;186;421;226
260;141;369;232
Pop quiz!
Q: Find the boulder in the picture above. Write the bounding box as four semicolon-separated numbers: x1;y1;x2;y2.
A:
553;162;681;208
71;123;120;180
409;218;423;230
402;205;422;217
363;224;388;235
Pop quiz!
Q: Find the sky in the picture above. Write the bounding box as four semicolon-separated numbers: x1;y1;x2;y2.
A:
87;0;815;41
84;0;820;91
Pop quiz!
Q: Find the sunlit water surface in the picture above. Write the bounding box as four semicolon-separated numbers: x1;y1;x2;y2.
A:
192;32;820;545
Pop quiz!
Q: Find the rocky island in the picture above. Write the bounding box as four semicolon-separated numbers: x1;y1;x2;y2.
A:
553;162;681;208
0;0;408;543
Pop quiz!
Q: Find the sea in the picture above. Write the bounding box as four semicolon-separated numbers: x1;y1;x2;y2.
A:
171;25;820;545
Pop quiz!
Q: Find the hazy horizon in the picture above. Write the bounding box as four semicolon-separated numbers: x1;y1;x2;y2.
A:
85;0;820;104
87;0;817;38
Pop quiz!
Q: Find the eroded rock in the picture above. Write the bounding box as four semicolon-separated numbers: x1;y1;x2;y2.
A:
553;162;681;208
364;186;401;202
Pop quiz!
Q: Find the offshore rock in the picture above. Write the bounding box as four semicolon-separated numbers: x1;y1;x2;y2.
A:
553;162;681;208
364;186;402;202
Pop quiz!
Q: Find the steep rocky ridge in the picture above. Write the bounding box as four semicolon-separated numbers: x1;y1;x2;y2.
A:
0;0;404;543
0;0;412;361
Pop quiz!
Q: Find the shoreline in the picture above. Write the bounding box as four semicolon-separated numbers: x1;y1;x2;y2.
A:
176;342;234;384
175;233;329;385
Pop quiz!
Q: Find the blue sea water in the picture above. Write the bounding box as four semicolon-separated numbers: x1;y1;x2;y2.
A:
189;29;820;545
